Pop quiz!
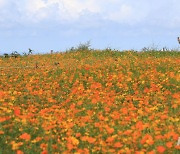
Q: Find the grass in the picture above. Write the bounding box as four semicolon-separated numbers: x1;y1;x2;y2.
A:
0;50;180;153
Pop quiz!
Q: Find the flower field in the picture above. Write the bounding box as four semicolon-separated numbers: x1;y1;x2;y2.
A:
0;50;180;153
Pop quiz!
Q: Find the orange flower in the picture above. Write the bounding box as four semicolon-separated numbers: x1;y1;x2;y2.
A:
157;146;166;153
76;133;81;138
52;144;58;150
111;111;120;120
41;150;48;154
81;136;88;141
67;143;73;150
40;143;47;150
125;116;131;121
104;107;110;112
155;135;163;140
166;141;173;148
141;134;154;145
0;91;5;99
14;108;21;116
19;133;31;141
135;151;145;154
160;115;168;120
121;108;128;115
106;136;114;143
106;127;114;134
92;98;97;104
144;87;149;93
0;117;10;123
94;122;101;128
77;101;83;106
136;121;144;131
172;93;179;99
175;145;180;150
98;114;105;121
87;137;96;144
114;142;123;148
123;130;132;135
90;82;102;89
77;149;84;153
147;151;155;154
16;150;24;154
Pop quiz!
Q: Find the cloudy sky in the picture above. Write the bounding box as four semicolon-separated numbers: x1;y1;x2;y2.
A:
0;0;180;54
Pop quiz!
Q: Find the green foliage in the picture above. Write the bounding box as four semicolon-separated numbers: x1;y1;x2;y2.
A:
66;40;91;52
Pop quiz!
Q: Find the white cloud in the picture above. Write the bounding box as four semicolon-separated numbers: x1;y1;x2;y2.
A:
0;0;180;28
25;0;46;15
0;0;6;8
14;0;49;22
13;0;102;22
107;4;133;23
58;0;101;20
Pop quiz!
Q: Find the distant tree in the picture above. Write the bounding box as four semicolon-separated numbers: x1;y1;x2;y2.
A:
66;40;92;52
77;40;91;51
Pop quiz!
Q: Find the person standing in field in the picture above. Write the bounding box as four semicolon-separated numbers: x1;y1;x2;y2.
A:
178;37;180;44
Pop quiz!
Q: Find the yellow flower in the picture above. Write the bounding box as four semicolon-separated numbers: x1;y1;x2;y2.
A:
137;109;143;115
70;137;79;146
11;141;23;150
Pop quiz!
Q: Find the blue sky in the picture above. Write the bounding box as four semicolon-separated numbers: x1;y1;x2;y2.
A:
0;0;180;54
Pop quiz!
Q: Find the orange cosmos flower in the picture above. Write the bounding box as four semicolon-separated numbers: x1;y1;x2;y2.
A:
160;115;168;120
123;130;132;135
19;133;31;141
175;145;180;150
40;143;47;150
87;137;96;144
0;117;10;123
94;122;101;128
114;142;123;148
0;91;5;99
135;151;145;154
147;151;155;154
157;146;166;153
111;111;120;120
106;127;114;134
67;143;74;150
16;150;24;154
172;93;179;99
166;141;173;148
141;134;154;145
14;108;21;116
121;107;128;115
136;121;144;131
75;133;81;138
41;150;48;154
106;136;114;143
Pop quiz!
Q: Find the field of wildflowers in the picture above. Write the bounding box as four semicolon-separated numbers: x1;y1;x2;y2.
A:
0;50;180;153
